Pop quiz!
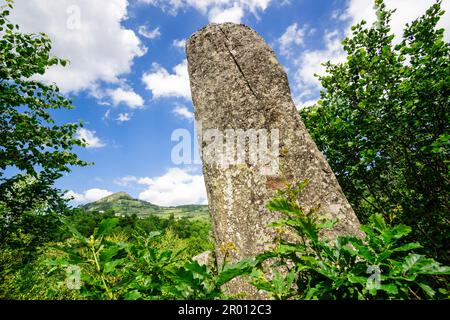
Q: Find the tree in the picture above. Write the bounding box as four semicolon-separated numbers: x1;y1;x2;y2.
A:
0;1;87;239
300;0;449;263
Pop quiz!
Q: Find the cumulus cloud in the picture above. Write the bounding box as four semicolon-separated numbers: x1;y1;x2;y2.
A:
172;105;194;121
108;88;144;108
65;188;113;204
209;4;244;23
142;59;191;99
342;0;450;42
76;128;106;148
172;38;186;50
289;1;450;104
137;177;154;185
116;113;131;122
293;97;318;110
10;0;146;93
293;30;345;96
138;25;161;39
139;0;272;23
279;22;307;57
114;175;154;186
114;175;138;186
138;168;207;206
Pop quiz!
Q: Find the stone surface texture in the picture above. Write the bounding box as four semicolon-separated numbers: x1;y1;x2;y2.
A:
186;23;361;298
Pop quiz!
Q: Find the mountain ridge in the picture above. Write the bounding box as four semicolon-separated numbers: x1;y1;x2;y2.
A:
81;192;209;220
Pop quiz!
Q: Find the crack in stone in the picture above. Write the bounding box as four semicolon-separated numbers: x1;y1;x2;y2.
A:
218;26;260;101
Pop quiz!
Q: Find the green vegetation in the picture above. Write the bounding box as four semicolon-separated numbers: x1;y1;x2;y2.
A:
246;181;450;300
300;0;450;265
0;0;87;282
0;0;87;246
0;0;449;300
1;210;216;299
82;192;209;221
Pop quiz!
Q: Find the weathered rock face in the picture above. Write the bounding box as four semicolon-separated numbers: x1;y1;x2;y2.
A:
186;23;361;298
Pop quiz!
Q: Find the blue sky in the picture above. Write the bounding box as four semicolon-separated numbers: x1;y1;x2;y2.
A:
9;0;450;206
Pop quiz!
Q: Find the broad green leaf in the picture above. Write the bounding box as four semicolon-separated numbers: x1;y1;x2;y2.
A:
380;283;398;295
380;224;411;244
97;218;119;236
123;290;142;300
390;242;422;252
418;283;435;298
99;245;120;263
103;259;122;274
216;259;256;287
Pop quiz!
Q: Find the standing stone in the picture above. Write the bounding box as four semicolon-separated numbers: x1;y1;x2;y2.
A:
186;23;361;298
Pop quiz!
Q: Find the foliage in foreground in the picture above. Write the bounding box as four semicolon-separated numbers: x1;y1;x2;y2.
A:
43;217;244;300
247;181;450;300
300;0;450;263
1;0;449;301
0;209;218;299
0;0;87;246
3;181;448;300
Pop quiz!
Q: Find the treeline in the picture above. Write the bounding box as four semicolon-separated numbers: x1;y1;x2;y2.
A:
300;0;450;265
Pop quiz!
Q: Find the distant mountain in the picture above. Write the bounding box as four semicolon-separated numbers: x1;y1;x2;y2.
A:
81;192;209;220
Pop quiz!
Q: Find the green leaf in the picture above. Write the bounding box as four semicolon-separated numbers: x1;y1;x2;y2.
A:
61;218;88;244
103;259;122;274
216;259;256;287
97;218;119;236
347;238;377;263
266;198;295;214
368;214;387;232
418;283;435;298
45;256;69;267
401;254;422;273
380;283;398;295
402;254;450;275
185;260;209;278
380;224;411;244
123;290;142;300
390;242;422;253
99;245;120;263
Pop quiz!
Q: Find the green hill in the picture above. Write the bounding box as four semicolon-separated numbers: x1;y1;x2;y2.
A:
81;192;209;221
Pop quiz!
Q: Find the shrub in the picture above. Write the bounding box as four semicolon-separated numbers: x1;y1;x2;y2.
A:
247;181;450;299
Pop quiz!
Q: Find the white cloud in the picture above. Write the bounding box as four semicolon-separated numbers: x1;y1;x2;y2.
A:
108;88;144;108
76;128;106;148
65;188;113;204
172;105;194;121
142;59;191;99
342;0;450;41
10;0;146;93
279;22;306;57
114;175;138;186
209;4;244;23
290;0;450;102
139;0;272;23
138;168;207;206
172;38;186;50
116;113;131;122
114;175;154;186
138;25;161;39
293;30;346;95
293;97;318;110
137;177;154;185
103;109;111;121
